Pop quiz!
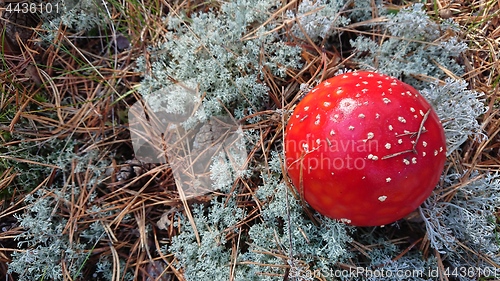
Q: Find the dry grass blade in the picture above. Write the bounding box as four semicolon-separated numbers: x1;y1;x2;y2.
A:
0;155;60;169
0;168;16;192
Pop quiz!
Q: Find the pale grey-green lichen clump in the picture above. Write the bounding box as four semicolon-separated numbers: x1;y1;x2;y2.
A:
421;78;487;155
420;172;500;280
350;3;468;89
136;0;302;123
40;0;109;33
286;0;350;40
6;139;127;280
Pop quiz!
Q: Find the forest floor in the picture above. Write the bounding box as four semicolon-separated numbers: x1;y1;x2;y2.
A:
1;0;499;280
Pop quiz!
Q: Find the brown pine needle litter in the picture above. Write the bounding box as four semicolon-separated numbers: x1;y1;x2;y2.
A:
1;0;499;280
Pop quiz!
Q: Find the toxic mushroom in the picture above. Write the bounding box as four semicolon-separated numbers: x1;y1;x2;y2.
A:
284;71;446;226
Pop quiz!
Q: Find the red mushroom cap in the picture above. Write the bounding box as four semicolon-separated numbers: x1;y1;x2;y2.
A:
285;71;446;226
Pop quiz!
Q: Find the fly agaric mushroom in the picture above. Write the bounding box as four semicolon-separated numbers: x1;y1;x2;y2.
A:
284;71;446;226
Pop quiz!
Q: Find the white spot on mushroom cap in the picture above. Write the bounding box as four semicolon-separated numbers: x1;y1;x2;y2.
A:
398;139;403;144
358;113;365;118
304;106;310;111
383;98;391;104
403;159;410;165
378;195;388;202
410;107;415;112
338;98;359;115
315;114;321;125
349;125;355;130
386;178;391;182
330;129;335;136
367;132;374;139
422;141;427;147
388;125;393;131
340;218;351;224
367;154;379;160
323;101;331;107
412;157;417;164
336;88;344;95
398;117;406;123
422;152;426;157
434;150;438;156
385;143;391;149
324;81;331;86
